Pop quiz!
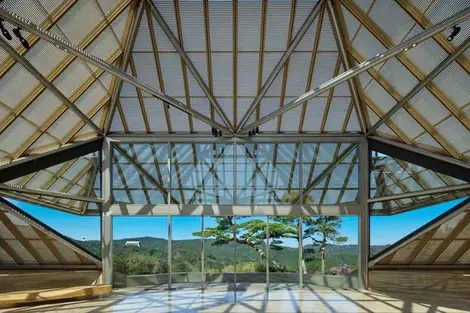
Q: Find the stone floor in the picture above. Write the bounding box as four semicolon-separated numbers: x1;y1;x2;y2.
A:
1;285;469;313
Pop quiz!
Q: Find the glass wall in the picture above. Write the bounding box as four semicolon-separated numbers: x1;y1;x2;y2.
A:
112;216;168;288
111;142;359;205
203;216;235;290
303;216;358;289
108;214;357;290
268;217;300;289
236;216;267;289
170;144;234;205
171;216;202;289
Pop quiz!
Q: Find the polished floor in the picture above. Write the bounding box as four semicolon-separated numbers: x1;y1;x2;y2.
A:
1;286;469;313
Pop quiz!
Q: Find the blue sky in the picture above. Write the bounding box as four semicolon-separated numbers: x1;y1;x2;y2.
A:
6;197;465;246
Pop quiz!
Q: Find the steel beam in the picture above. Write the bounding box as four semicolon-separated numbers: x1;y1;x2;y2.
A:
237;0;325;132
369;184;470;203
0;184;104;203
108;133;366;143
238;6;470;133
368;36;470;134
327;0;367;134
104;0;145;133
368;136;470;182
0;37;102;135
0;137;103;183
146;0;233;133
109;203;361;216
0;7;231;134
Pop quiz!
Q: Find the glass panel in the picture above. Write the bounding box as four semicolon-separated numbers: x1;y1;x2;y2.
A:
302;216;359;289
203;216;235;290
268;217;299;289
112;143;169;204
171;216;202;290
112;216;168;288
9;199;101;257
236;216;267;290
171;143;234;205
236;143;300;204
302;143;358;205
370;150;469;214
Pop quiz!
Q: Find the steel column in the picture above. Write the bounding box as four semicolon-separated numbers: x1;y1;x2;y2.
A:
0;7;231;133
101;137;113;285
237;0;325;132
368;36;470;134
358;140;369;289
238;7;470;133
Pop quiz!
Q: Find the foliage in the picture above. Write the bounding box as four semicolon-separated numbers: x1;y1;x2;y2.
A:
303;216;348;274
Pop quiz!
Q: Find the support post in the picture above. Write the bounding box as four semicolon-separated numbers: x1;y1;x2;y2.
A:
358;140;369;289
101;137;113;285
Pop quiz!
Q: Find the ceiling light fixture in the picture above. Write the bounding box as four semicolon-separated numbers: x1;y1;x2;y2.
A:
12;27;29;49
0;18;12;40
447;25;461;42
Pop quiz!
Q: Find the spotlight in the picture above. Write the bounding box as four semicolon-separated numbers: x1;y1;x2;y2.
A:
12;27;29;50
447;25;461;42
211;127;222;138
0;18;12;40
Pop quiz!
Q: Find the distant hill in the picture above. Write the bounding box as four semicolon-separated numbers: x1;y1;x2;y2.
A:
75;236;389;275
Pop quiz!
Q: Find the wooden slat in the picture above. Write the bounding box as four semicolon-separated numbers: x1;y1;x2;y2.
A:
33;228;67;265
298;3;325;132
0;211;45;264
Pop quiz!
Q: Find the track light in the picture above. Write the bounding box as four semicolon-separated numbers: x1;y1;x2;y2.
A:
447;25;461;42
0;18;12;40
12;27;30;50
247;127;260;138
211;127;222;138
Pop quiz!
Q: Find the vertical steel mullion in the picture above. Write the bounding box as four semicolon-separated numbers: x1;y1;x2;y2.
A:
233;143;237;205
299;143;304;289
298;216;303;289
266;215;269;290
234;216;237;302
168;142;172;204
299;142;303;205
201;216;205;290
168;215;172;290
